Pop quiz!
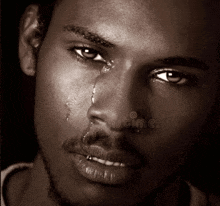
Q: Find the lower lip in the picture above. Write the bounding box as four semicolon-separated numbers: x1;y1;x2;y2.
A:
71;153;139;185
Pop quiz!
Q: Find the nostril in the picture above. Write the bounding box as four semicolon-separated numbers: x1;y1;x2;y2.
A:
90;115;103;125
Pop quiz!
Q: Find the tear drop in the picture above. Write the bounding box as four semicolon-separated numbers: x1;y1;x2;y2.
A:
91;84;96;104
65;98;71;121
101;65;111;73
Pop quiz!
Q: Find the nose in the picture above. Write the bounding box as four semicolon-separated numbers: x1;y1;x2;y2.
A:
87;62;140;131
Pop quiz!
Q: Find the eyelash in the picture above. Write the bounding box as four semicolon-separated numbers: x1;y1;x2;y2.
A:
68;46;197;86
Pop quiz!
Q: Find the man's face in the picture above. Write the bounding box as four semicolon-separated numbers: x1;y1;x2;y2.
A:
34;0;219;205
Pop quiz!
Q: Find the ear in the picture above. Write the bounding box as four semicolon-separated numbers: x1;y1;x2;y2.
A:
19;5;41;76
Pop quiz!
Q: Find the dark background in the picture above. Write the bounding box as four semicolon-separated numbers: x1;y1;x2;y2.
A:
1;0;220;197
2;0;38;170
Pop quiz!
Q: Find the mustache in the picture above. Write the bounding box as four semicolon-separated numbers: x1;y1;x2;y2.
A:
62;128;142;156
62;129;145;167
62;130;125;152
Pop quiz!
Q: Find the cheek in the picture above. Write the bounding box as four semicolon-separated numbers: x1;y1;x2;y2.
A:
34;47;99;146
149;81;217;133
137;83;217;170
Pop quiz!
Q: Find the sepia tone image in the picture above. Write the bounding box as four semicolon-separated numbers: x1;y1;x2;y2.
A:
1;0;220;205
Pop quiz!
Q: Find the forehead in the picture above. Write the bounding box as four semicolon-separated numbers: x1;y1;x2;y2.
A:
49;0;220;63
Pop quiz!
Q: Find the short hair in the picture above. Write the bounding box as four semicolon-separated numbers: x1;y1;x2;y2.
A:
30;0;61;42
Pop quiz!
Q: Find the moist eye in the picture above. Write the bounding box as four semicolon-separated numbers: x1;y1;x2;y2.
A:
74;47;105;62
77;48;98;59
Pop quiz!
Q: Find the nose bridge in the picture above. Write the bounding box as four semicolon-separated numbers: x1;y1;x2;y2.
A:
88;61;135;128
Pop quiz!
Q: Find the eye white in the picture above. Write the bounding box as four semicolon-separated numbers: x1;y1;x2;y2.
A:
93;53;104;61
157;72;168;81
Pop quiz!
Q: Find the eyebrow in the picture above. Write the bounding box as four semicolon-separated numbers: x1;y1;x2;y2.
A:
63;25;114;48
154;56;209;70
63;25;209;70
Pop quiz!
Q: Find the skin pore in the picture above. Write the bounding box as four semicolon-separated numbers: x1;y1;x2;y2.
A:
7;0;220;205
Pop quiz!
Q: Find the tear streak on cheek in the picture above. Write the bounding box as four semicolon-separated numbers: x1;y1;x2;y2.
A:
64;62;114;140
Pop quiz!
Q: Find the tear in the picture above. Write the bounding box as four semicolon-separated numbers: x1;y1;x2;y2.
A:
83;122;94;140
101;65;111;73
82;74;99;142
91;84;96;104
108;60;115;67
101;60;114;74
65;97;72;121
82;60;114;142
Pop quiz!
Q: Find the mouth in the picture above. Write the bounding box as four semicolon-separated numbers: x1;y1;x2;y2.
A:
71;153;141;185
69;152;142;185
63;131;144;185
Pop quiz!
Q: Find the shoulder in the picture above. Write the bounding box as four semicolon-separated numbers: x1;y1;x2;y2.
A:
188;182;220;206
1;163;33;206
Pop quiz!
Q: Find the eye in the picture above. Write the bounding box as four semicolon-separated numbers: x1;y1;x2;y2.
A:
156;71;188;84
74;47;105;62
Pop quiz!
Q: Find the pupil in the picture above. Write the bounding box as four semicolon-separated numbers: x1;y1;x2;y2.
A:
167;72;181;82
83;48;97;58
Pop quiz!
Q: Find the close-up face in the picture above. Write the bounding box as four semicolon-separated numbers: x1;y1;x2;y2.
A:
31;0;219;205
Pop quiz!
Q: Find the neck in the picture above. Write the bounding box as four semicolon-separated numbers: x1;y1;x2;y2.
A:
154;177;189;206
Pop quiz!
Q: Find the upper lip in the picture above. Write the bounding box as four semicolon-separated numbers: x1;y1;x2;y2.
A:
63;128;145;168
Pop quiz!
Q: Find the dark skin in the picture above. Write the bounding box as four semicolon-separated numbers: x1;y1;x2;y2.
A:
5;0;220;205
